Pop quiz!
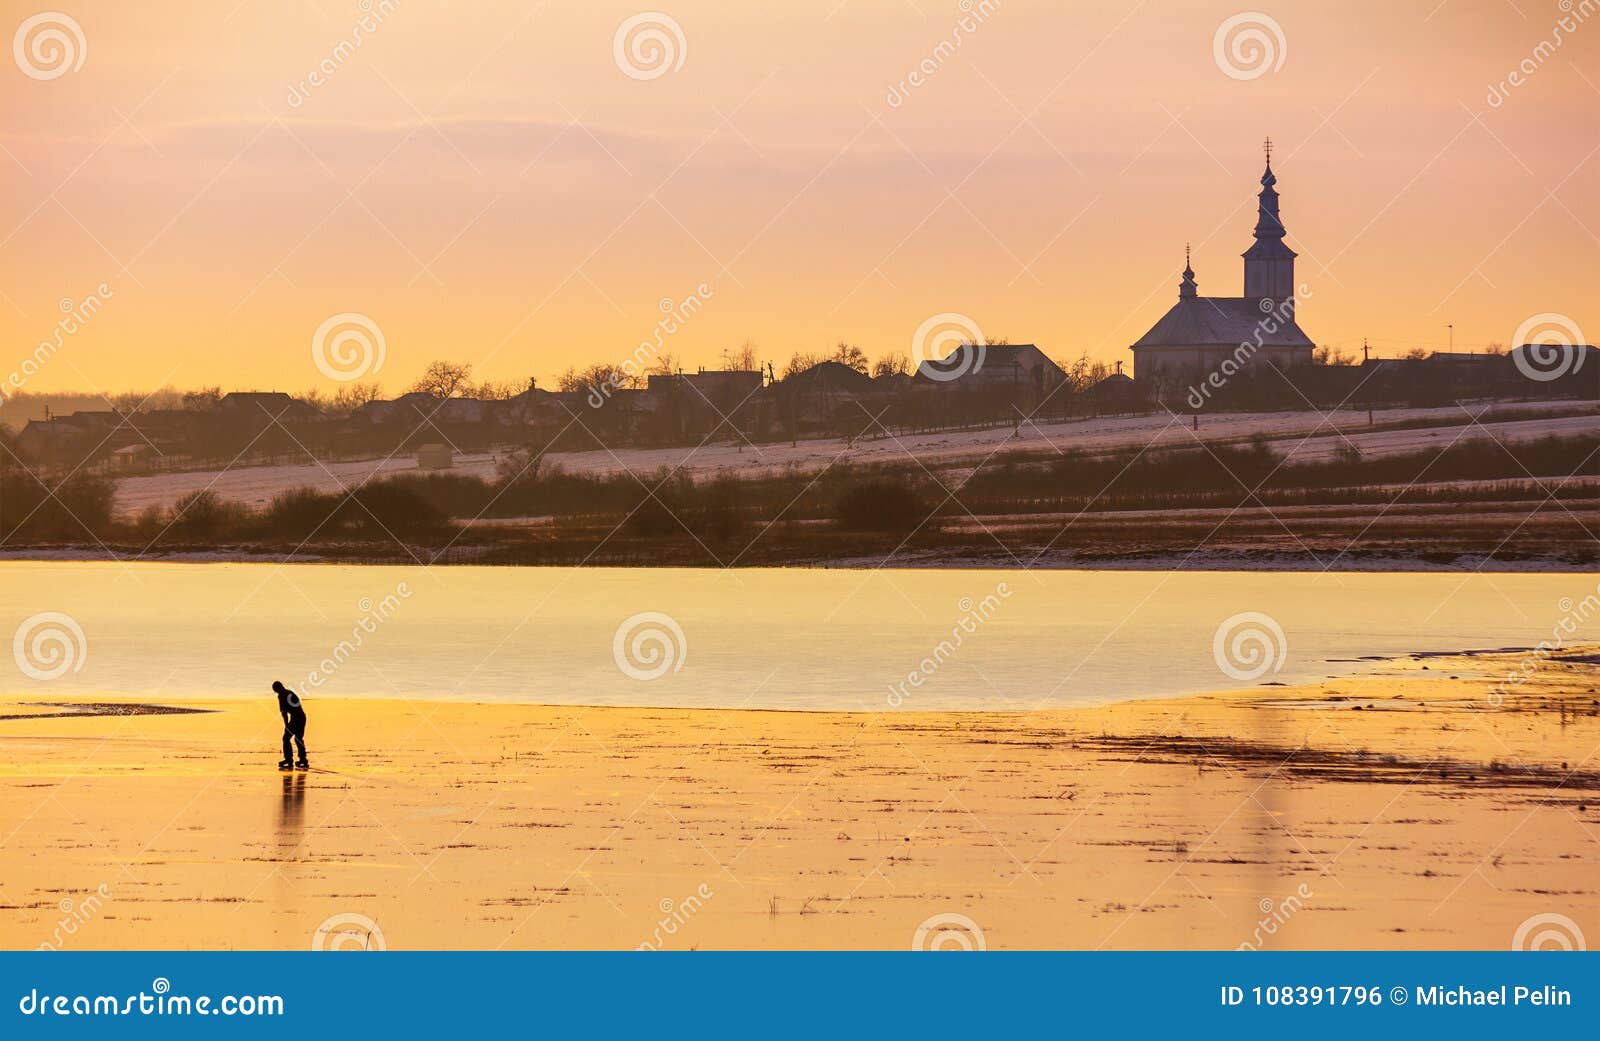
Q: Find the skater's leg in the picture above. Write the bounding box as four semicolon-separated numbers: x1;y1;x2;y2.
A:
292;722;308;765
282;728;294;763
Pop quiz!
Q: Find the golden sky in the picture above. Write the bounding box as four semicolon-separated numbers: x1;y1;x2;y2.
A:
3;0;1597;395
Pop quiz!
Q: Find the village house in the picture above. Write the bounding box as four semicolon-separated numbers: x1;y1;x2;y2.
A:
913;344;1066;395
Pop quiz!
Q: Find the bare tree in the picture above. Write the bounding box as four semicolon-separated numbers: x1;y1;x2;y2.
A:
109;387;187;413
558;363;637;396
1313;345;1357;366
182;386;223;412
471;379;523;401
408;360;474;400
330;381;383;416
872;352;910;378
782;352;824;379
726;340;760;371
1058;351;1111;392
831;341;869;374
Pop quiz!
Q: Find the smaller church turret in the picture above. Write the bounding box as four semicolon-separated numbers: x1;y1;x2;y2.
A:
1179;243;1198;299
1242;137;1297;305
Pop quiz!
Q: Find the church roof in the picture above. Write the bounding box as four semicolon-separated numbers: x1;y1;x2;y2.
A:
1130;296;1314;350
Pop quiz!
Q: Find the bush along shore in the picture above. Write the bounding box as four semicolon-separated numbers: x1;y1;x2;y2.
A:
2;434;1596;569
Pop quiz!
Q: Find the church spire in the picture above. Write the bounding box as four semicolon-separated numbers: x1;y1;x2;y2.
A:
1242;136;1297;303
1253;137;1285;242
1179;243;1197;299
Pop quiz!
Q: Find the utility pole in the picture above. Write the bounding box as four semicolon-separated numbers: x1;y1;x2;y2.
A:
1447;324;1454;352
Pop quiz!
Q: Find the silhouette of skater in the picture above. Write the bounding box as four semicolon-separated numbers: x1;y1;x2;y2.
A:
272;680;309;770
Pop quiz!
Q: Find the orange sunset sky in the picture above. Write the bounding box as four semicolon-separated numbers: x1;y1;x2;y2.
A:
2;0;1597;395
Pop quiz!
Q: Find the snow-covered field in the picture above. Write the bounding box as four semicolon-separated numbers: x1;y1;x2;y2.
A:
110;401;1597;516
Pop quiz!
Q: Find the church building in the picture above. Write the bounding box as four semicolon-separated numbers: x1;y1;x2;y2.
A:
1129;142;1315;386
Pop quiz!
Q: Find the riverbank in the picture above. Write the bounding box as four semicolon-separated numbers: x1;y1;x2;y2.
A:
0;547;1593;572
2;647;1595;950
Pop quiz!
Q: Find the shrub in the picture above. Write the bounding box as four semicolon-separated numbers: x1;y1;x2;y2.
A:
262;487;343;539
347;481;446;536
834;478;927;532
381;473;494;518
169;489;249;539
0;473;116;539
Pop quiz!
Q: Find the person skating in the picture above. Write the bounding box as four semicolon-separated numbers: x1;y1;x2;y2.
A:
272;680;309;770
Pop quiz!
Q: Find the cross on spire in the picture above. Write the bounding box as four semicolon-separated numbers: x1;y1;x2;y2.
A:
1263;135;1273;165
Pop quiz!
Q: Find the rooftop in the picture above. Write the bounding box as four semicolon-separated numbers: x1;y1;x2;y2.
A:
1131;297;1314;350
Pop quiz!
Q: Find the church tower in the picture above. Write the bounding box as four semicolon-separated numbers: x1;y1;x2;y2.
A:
1242;137;1296;304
